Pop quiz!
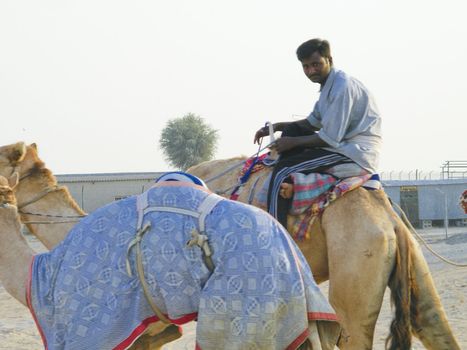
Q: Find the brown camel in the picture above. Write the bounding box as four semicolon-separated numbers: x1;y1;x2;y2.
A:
0;143;182;350
0;170;337;350
0;142;460;349
187;156;461;349
0;142;336;350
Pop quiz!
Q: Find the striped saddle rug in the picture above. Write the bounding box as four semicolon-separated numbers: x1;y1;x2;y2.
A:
27;182;339;350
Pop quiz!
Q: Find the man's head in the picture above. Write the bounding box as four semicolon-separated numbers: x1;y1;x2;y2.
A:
296;38;333;85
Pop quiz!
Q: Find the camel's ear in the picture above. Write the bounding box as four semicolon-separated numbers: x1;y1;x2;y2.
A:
8;142;27;163
8;172;19;190
29;143;37;150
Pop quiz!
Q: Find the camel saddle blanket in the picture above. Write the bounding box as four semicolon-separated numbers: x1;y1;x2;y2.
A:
27;183;339;350
289;173;381;216
288;173;381;240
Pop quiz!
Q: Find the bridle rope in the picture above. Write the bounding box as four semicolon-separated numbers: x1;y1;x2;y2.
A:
393;201;467;267
204;139;276;198
14;169;87;224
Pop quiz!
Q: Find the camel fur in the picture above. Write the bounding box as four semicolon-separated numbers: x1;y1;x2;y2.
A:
0;142;460;349
187;156;460;350
0;143;181;350
0;143;340;350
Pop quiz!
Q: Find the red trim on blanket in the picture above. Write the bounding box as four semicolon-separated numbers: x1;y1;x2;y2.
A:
29;263;196;350
286;328;310;350
115;313;198;350
195;328;310;350
308;311;339;322
26;256;49;349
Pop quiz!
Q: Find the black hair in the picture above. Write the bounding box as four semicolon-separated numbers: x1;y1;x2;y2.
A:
296;38;332;61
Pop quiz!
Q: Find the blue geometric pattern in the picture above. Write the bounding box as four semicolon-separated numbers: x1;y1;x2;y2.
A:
29;184;338;350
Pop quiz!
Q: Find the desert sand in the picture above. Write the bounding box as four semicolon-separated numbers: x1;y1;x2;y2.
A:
1;227;466;350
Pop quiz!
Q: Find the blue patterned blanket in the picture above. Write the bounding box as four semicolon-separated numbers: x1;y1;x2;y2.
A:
27;183;339;349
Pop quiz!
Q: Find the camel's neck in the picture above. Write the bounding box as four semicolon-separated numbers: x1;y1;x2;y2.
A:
0;209;34;306
17;184;85;250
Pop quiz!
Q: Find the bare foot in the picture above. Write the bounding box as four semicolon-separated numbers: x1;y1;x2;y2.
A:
279;183;294;199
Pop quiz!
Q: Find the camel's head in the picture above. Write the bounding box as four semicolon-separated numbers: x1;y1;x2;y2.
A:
0;142;50;185
0;174;18;207
0;142;27;177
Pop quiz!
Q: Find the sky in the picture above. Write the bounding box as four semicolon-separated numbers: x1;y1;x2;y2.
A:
1;0;466;177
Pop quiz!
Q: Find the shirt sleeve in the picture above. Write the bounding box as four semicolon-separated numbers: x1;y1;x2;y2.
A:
317;84;353;148
306;102;322;128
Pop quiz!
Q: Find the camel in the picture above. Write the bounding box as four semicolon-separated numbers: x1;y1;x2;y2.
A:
0;142;460;349
0;170;342;349
0;143;182;349
187;156;461;349
0;142;342;349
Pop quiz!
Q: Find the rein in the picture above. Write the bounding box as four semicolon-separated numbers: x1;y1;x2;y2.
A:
14;169;86;225
393;201;467;268
204;140;274;185
204;140;275;198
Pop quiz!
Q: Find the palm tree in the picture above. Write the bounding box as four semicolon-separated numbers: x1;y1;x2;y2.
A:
159;113;218;170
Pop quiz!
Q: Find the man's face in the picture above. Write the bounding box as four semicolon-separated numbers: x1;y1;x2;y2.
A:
301;51;332;85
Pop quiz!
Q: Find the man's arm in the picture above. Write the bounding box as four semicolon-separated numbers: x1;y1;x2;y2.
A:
294;118;320;133
270;118;326;153
253;118;319;144
273;133;329;153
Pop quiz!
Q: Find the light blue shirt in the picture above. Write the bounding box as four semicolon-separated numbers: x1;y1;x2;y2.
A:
307;68;382;173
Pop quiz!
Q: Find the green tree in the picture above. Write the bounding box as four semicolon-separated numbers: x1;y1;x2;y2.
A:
159;113;218;170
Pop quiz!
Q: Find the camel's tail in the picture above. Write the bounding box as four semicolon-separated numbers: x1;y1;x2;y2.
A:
385;219;420;350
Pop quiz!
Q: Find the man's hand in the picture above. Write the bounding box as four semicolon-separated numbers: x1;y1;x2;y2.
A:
253;126;270;144
272;137;300;153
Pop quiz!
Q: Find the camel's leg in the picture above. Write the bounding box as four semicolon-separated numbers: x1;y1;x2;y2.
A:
406;231;460;350
322;190;396;349
308;321;323;350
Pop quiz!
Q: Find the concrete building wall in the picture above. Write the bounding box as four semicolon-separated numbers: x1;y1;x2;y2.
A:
56;172;162;213
55;172;466;226
383;179;466;226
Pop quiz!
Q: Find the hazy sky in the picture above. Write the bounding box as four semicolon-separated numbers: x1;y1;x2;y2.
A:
1;0;466;176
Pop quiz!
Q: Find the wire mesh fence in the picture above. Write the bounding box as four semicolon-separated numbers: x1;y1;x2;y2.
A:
381;161;467;181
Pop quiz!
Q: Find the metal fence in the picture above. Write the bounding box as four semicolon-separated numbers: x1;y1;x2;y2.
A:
441;161;467;180
381;161;467;181
380;170;442;181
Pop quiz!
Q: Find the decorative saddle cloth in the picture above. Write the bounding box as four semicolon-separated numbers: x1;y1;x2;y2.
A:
287;173;381;240
27;182;339;350
255;171;381;240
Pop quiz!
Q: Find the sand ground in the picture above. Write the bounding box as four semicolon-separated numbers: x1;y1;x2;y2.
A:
1;227;466;349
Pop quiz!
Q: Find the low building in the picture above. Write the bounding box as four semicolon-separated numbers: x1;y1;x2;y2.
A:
56;172;163;213
56;172;467;228
383;179;466;228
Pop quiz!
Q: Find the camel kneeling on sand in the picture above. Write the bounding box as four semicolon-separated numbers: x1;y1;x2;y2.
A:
0;169;340;349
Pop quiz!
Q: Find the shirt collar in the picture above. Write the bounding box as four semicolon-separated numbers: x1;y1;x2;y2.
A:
320;67;336;93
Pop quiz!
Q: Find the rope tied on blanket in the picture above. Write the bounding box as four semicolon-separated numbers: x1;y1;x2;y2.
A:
230;153;269;200
187;229;215;272
126;222;172;324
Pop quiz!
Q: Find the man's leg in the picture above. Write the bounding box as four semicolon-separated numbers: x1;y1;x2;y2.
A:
267;122;314;225
267;147;347;227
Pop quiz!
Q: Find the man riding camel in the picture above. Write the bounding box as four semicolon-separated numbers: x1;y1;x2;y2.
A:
254;38;382;227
